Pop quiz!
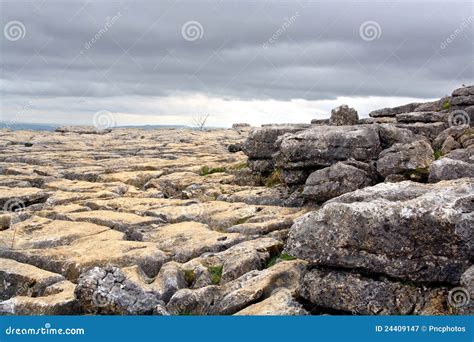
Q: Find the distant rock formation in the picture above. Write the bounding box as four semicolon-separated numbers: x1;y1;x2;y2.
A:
55;126;112;134
329;105;359;126
232;123;251;129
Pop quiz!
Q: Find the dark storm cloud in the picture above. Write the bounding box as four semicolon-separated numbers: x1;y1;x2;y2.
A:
0;0;473;123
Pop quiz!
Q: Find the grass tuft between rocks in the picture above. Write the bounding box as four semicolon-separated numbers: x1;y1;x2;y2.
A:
231;162;248;170
433;149;443;160
442;99;451;110
183;269;195;285
235;215;254;225
199;166;227;176
207;265;223;285
265;169;282;187
265;252;296;268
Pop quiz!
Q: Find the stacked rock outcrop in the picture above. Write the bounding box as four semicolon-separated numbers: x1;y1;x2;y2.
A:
243;85;474;204
240;85;473;314
242;124;310;176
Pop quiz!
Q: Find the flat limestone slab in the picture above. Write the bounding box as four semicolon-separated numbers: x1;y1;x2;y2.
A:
0;231;169;281
140;221;248;262
0;258;65;300
0;186;50;207
0;280;77;315
0;217;114;249
64;210;164;232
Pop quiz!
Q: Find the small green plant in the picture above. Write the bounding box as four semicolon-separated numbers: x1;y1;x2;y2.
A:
442;100;451;110
265;252;296;268
199;166;226;176
280;253;297;261
265;169;282;187
207;265;223;285
433;149;443;160
414;167;430;175
183;269;195;285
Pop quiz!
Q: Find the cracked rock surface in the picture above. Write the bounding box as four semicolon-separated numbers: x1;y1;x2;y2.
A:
0;127;306;315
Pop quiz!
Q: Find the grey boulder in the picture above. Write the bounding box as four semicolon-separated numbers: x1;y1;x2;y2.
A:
369;103;420;118
74;265;173;315
376;139;434;178
377;124;418;149
329;105;359;126
395;122;447;141
452;85;474;97
242;125;310;160
285;179;473;284
275;125;381;170
428;158;474;182
451;95;474;106
303;161;376;203
298;269;443;315
396;111;447;123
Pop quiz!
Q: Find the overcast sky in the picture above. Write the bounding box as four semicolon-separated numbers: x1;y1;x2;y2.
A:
0;0;473;127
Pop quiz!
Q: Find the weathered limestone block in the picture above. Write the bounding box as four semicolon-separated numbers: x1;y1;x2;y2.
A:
303;161;375;203
376;140;434;178
329;105;359;126
275;125;381;170
428;158;474;182
285;179;473;284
